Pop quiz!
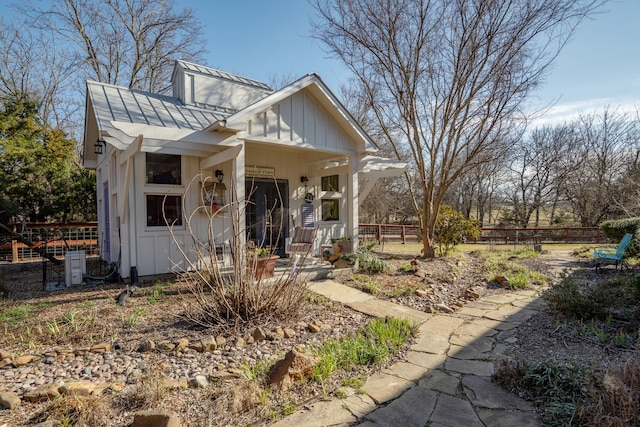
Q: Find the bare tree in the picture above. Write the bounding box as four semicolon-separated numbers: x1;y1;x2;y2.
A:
506;124;580;227
22;0;205;93
312;0;603;257
563;108;638;226
0;18;77;131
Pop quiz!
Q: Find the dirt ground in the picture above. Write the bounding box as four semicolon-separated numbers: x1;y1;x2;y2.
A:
0;248;637;425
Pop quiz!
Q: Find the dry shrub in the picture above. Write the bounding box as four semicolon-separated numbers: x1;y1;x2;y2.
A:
117;358;169;409
38;394;111;426
170;175;308;328
584;358;640;426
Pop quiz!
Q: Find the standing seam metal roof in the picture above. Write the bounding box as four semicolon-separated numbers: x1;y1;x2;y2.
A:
175;60;272;91
87;80;227;131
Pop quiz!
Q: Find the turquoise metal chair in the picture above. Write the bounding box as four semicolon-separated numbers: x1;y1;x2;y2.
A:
593;233;633;271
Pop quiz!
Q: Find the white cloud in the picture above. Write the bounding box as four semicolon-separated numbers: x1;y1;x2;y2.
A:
529;97;639;128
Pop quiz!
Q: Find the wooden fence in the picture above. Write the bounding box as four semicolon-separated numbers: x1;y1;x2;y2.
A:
1;222;604;263
359;224;603;245
0;222;99;263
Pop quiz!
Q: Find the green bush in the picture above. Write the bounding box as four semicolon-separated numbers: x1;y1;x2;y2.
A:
493;359;592;427
544;278;615;321
355;249;392;274
434;205;481;256
599;218;640;256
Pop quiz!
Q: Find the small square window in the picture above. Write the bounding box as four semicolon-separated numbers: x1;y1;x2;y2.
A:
146;153;181;185
321;175;339;192
146;195;182;227
321;199;340;221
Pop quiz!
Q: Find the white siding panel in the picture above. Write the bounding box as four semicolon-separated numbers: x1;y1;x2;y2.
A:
304;93;315;145
291;92;305;143
279;97;292;141
138;235;156;276
253;112;267;137
266;107;279;139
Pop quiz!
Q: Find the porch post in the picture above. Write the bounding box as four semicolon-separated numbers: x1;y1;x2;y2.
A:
348;153;360;248
232;141;246;250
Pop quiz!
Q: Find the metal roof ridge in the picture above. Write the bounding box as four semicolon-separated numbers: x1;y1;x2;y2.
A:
175;60;272;91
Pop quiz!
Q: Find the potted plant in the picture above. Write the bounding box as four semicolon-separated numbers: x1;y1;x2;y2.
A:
249;247;280;279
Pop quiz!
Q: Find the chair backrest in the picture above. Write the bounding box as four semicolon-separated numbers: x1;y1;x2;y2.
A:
616;233;634;257
292;226;316;244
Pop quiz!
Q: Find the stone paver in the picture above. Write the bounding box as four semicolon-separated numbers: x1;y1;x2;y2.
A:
382;361;429;381
430;394;484;427
364;388;437;427
284;271;570;427
361;372;415;404
445;358;495;376
417;370;459;395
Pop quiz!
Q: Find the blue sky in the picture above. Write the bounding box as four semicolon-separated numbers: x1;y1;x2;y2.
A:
183;0;639;126
1;0;637;125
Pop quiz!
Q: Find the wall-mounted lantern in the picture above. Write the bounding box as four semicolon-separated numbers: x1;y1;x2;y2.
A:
94;138;106;154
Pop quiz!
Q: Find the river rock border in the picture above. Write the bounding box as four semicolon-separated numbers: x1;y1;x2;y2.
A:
0;322;325;414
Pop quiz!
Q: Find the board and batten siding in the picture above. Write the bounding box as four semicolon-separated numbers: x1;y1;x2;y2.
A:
248;92;356;153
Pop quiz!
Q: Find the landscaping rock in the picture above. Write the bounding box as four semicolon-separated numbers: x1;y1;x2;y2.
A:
191;374;209;388
90;342;111;353
23;384;61;402
139;339;155;352
233;337;245;348
132;409;181;427
493;276;511;288
252;327;266;342
0;356;11;368
307;323;321;333
61;381;95;396
283;327;296;338
74;347;90;356
174;338;189;353
157;340;175;352
0;391;20;409
274;326;285;338
267;349;319;390
201;336;217;352
215;336;227;348
188;341;204;352
12;354;39;367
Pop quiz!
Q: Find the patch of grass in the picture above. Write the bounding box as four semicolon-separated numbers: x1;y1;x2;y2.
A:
478;249;547;289
310;317;416;381
0;303;32;324
241;359;272;383
362;279;379;296
120;307;148;329
147;281;172;304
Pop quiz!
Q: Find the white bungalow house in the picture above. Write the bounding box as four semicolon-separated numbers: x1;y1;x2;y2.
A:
83;60;405;278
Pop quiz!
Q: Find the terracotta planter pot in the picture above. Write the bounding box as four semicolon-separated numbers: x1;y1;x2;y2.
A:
254;255;279;279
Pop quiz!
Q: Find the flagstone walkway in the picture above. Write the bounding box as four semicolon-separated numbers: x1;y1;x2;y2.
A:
271;251;577;427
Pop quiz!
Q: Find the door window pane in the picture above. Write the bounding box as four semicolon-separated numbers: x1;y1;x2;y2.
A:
321;199;339;221
146;153;181;185
146;195;182;226
321;175;339;192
